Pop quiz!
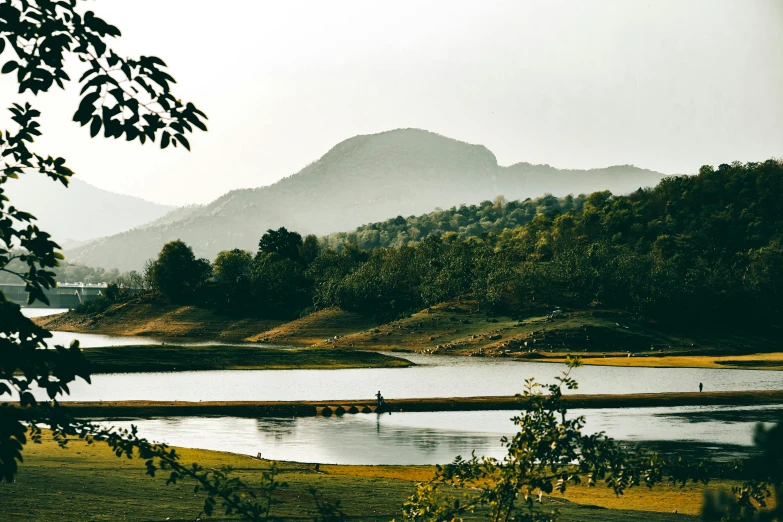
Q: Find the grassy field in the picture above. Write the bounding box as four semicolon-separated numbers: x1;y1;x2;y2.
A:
82;345;412;373
245;307;380;346
549;351;783;370
1;433;729;521
36;299;285;341
302;300;780;359
326;299;522;353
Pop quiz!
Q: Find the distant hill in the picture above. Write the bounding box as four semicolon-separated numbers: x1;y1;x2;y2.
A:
67;129;669;271
6;176;175;242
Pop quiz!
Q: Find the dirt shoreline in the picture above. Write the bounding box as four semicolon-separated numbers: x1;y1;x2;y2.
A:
19;390;783;418
34;301;783;370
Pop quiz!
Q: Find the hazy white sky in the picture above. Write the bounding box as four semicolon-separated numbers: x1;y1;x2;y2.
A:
2;0;782;205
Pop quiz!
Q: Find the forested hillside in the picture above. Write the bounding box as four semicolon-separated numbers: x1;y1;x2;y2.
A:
84;160;782;330
67;129;667;271
322;193;588;250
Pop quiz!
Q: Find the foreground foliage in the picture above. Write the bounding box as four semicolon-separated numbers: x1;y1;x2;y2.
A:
398;359;703;521
398;360;782;522
0;2;251;519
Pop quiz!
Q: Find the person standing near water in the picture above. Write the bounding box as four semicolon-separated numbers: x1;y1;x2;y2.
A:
699;382;703;392
376;390;385;408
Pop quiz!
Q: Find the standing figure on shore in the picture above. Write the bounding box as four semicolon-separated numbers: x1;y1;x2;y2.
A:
376;390;384;408
699;382;703;393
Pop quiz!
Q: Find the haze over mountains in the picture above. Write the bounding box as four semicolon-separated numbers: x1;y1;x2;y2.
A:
67;129;670;271
7;175;175;245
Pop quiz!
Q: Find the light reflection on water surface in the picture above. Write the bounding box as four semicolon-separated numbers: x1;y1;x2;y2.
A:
106;404;783;465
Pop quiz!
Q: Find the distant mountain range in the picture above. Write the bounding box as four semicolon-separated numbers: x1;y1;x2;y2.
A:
6;175;175;243
66;129;671;271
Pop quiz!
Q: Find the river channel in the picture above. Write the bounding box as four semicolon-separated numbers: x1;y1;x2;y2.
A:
103;404;783;465
20;309;783;465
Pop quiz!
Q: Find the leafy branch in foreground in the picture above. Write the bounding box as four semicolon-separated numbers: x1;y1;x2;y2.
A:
701;422;783;522
0;0;207;146
396;357;733;522
0;0;213;510
0;102;72;303
309;487;347;522
3;401;287;520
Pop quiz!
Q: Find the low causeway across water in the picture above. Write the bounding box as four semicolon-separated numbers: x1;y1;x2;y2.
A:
33;390;783;418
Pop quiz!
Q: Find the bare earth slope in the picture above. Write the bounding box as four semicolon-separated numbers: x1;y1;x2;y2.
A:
36;297;783;369
37;299;283;342
245;307;380;346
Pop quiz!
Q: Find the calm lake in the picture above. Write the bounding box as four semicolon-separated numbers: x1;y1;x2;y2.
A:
20;310;783;465
46;352;783;402
21;311;782;402
20;307;71;318
104;404;783;465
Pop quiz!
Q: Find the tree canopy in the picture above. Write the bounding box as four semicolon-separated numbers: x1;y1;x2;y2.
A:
138;160;783;327
148;240;211;302
258;227;304;261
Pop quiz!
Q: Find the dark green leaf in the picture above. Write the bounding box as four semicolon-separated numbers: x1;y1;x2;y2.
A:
2;60;18;74
175;134;190;151
89;116;101;137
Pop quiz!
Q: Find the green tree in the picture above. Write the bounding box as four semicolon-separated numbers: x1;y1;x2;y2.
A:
213;248;253;308
306;246;366;311
258;227;303;261
337;246;423;320
251;252;311;317
148;240;211;303
299;234;321;265
0;0;201;482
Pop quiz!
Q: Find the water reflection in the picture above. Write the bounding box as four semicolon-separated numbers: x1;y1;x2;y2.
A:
44;330;287;349
47;330;162;348
20;307;70;318
20;308;166;347
652;407;783;424
105;404;783;465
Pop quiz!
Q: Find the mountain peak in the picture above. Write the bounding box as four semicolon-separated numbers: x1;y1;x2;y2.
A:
67;130;669;271
310;128;498;173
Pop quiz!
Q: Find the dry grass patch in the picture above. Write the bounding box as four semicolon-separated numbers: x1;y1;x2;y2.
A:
3;433;738;521
246;307;379;346
36;300;283;341
334;298;521;354
532;352;783;371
